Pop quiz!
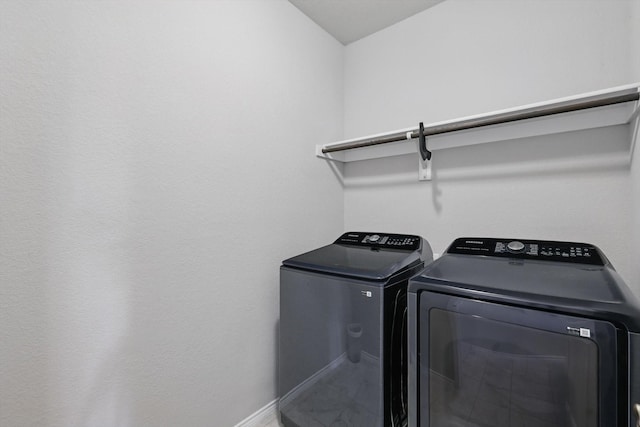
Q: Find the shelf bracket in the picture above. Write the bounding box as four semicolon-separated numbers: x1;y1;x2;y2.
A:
418;122;432;181
630;100;640;159
419;154;432;181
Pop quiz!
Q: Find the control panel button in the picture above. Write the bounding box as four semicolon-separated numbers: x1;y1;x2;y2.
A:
507;241;525;252
369;234;380;242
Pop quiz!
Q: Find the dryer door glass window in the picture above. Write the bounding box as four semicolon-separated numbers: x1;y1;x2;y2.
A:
427;308;598;427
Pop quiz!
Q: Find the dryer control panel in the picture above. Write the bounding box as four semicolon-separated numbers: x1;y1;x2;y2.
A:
335;232;421;250
447;237;605;265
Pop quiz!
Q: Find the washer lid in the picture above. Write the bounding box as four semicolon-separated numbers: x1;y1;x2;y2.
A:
282;232;431;281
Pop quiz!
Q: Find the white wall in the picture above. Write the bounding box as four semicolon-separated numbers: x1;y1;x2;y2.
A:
0;2;343;426
633;0;640;81
631;0;640;296
343;0;639;295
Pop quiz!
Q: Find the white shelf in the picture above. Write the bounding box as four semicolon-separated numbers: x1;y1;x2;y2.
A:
317;84;640;167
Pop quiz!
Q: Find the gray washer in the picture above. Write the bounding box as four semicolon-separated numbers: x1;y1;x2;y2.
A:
279;231;433;427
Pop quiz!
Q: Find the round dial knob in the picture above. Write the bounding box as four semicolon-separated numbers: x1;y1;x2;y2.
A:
507;241;525;252
369;234;381;242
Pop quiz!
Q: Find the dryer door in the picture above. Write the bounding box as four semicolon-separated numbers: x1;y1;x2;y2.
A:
416;291;619;427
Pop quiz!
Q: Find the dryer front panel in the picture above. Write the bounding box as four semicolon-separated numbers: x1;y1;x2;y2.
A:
415;291;618;427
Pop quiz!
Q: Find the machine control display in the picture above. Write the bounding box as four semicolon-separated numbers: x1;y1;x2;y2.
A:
335;232;421;250
447;237;605;265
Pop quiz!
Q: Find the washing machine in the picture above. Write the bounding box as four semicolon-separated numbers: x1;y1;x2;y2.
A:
279;231;433;427
407;237;640;427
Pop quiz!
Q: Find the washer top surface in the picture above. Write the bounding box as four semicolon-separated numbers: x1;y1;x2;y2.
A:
282;231;432;282
409;237;640;331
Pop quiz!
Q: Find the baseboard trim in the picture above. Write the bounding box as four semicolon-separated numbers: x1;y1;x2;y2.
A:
233;398;279;427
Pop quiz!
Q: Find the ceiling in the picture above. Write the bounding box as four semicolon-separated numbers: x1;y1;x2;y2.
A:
288;0;444;45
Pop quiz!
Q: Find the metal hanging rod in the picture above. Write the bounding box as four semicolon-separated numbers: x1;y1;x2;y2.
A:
322;86;640;154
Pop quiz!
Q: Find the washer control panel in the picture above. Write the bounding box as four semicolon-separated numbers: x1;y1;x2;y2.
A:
447;237;604;265
335;232;421;250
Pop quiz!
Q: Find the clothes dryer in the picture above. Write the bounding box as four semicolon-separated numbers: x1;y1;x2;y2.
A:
408;237;640;427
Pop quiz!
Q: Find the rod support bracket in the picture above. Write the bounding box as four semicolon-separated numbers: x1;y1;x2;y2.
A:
418;122;432;181
419;156;432;181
